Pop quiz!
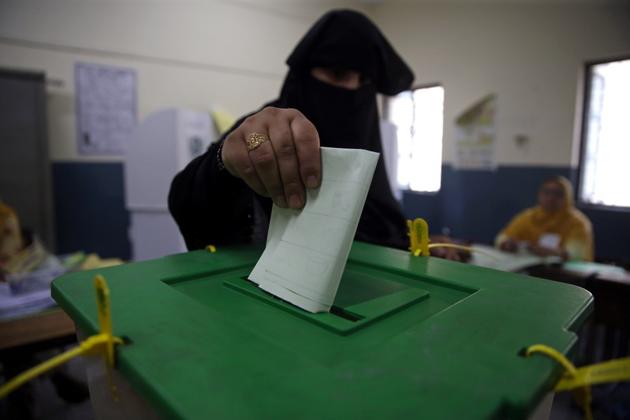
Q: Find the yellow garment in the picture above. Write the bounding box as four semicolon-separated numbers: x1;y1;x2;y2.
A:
497;177;594;261
0;203;25;271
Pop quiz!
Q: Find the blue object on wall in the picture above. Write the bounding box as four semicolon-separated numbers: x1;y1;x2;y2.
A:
403;165;630;262
52;162;130;259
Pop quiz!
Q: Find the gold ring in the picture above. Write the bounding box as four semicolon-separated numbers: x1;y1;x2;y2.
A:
246;132;269;152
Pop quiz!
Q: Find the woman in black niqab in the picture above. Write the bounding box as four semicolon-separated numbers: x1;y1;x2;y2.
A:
169;9;415;250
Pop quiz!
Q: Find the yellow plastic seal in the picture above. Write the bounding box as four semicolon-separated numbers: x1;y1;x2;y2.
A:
526;344;630;420
0;275;124;399
407;218;429;256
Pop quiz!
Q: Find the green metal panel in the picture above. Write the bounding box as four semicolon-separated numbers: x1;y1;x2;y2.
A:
52;242;592;419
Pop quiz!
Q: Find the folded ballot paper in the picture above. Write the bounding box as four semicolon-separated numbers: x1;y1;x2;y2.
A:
249;147;378;313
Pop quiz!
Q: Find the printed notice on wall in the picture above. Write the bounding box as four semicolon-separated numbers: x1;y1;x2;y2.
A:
75;62;137;155
454;94;496;170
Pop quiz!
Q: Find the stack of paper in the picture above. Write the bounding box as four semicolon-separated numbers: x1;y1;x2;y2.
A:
249;147;379;313
469;244;561;272
0;255;64;320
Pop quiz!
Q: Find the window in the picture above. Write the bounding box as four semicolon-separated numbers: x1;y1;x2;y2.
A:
579;58;630;208
386;85;444;193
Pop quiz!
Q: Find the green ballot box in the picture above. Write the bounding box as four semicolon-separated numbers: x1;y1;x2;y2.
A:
52;242;592;419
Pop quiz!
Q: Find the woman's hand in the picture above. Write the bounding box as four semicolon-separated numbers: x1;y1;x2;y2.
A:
498;238;518;253
221;107;321;209
429;235;471;262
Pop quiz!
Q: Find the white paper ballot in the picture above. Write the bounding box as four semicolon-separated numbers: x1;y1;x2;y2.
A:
249;147;379;313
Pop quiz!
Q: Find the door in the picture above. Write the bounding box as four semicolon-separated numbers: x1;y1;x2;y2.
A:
0;68;53;249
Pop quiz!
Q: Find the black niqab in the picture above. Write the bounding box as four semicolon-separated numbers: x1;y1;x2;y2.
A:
271;9;415;249
286;9;414;95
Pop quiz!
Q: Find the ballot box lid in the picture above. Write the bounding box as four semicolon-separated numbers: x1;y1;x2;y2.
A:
52;242;592;420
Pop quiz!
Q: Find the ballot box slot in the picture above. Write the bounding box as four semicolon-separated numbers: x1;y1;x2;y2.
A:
328;306;364;322
238;276;363;322
222;274;429;336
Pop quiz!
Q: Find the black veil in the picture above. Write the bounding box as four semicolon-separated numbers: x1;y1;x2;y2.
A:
270;9;414;249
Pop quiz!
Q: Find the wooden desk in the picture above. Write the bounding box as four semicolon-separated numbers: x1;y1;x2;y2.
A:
526;263;630;331
0;308;75;351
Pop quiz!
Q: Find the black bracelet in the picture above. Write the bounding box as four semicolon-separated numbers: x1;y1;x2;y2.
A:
216;141;226;171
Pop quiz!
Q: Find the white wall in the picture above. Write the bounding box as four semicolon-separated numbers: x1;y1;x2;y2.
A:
370;3;630;167
2;1;629;167
0;0;363;162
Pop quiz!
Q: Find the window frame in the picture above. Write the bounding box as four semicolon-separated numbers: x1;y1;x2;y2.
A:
577;55;630;211
382;82;445;195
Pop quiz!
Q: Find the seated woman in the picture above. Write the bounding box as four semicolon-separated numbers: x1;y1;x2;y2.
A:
495;176;594;261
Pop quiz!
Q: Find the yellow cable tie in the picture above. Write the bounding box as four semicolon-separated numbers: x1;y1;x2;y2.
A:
428;242;497;260
0;275;125;400
0;328;124;400
407;218;429;256
94;274;123;401
525;344;630;420
525;344;590;419
555;357;630;391
0;344;87;398
408;219;499;260
526;344;578;377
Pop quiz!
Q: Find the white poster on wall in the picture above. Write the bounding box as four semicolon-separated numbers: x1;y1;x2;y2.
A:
454;94;496;170
75;62;137;155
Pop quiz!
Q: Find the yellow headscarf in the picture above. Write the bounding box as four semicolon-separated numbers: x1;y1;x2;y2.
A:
500;176;594;261
0;202;25;266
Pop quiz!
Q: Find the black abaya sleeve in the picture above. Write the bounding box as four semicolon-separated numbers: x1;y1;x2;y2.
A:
168;141;255;250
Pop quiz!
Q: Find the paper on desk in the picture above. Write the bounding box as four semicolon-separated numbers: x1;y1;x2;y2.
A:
469;243;562;272
249;147;379;313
